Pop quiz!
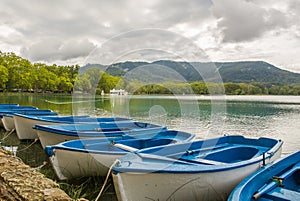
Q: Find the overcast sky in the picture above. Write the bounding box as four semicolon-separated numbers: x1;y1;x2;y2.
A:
0;0;299;72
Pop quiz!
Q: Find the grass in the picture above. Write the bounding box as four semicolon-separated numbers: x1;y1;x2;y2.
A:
39;163;117;201
0;129;117;201
58;176;117;200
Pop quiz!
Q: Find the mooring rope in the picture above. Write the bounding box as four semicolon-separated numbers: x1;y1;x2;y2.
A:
1;128;15;141
16;138;39;152
95;159;120;201
33;161;48;171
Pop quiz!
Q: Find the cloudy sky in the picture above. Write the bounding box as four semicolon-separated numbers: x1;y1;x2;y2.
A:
0;0;300;72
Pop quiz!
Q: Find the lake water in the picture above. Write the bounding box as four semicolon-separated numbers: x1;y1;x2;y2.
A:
1;94;300;199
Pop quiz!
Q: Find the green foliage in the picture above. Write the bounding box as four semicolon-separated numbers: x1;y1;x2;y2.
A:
0;52;78;93
127;81;300;96
73;67;124;94
98;72;123;94
0;65;8;90
0;50;299;95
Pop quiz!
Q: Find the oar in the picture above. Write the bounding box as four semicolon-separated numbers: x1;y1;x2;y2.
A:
253;161;300;199
112;143;197;165
113;143;139;152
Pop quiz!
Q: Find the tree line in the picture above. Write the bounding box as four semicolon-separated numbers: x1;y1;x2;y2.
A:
1;51;299;95
133;82;300;95
0;52;78;93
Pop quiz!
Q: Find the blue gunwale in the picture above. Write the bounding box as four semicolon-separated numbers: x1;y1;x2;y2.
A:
45;130;195;156
0;104;19;108
33;121;167;137
3;110;58;117
14;113;131;123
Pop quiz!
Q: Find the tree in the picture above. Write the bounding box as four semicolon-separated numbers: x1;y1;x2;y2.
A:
269;85;280;95
190;82;208;94
73;73;92;93
279;86;291;95
0;65;8;90
98;73;123;93
58;73;73;92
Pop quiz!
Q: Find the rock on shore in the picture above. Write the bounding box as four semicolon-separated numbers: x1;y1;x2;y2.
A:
0;147;73;201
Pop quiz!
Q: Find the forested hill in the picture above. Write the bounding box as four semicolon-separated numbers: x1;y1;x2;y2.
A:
1;50;300;94
84;60;300;84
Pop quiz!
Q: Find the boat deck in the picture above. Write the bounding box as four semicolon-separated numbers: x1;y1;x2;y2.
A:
263;187;300;201
179;144;268;165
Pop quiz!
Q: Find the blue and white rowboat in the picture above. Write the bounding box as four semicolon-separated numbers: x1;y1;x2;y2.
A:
34;121;166;148
112;135;283;201
228;150;300;201
0;106;37;127
14;113;131;140
45;130;195;180
2;109;57;131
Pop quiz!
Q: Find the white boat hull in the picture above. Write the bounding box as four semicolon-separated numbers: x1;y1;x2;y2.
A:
14;115;59;140
113;148;282;201
2;116;15;131
50;149;123;180
38;130;84;148
37;130;116;149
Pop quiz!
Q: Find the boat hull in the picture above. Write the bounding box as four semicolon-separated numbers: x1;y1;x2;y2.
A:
14;115;58;140
113;164;255;201
37;129;99;148
113;151;281;201
112;135;282;201
2;116;15;131
50;149;123;180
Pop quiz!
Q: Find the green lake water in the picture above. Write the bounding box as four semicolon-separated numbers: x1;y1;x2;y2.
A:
1;93;300;200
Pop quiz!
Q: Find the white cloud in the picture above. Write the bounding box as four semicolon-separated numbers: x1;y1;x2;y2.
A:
211;0;288;42
0;0;299;72
21;38;96;62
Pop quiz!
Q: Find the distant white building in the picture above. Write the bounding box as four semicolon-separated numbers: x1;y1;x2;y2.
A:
110;89;128;96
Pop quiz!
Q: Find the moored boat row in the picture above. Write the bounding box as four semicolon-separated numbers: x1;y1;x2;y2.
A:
0;104;57;131
2;110;58;131
1;103;298;201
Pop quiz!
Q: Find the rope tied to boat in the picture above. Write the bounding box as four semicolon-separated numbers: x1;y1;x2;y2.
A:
95;159;120;201
1;128;15;141
16;138;39;152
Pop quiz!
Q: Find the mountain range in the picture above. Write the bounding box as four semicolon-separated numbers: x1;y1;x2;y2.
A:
82;60;300;84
